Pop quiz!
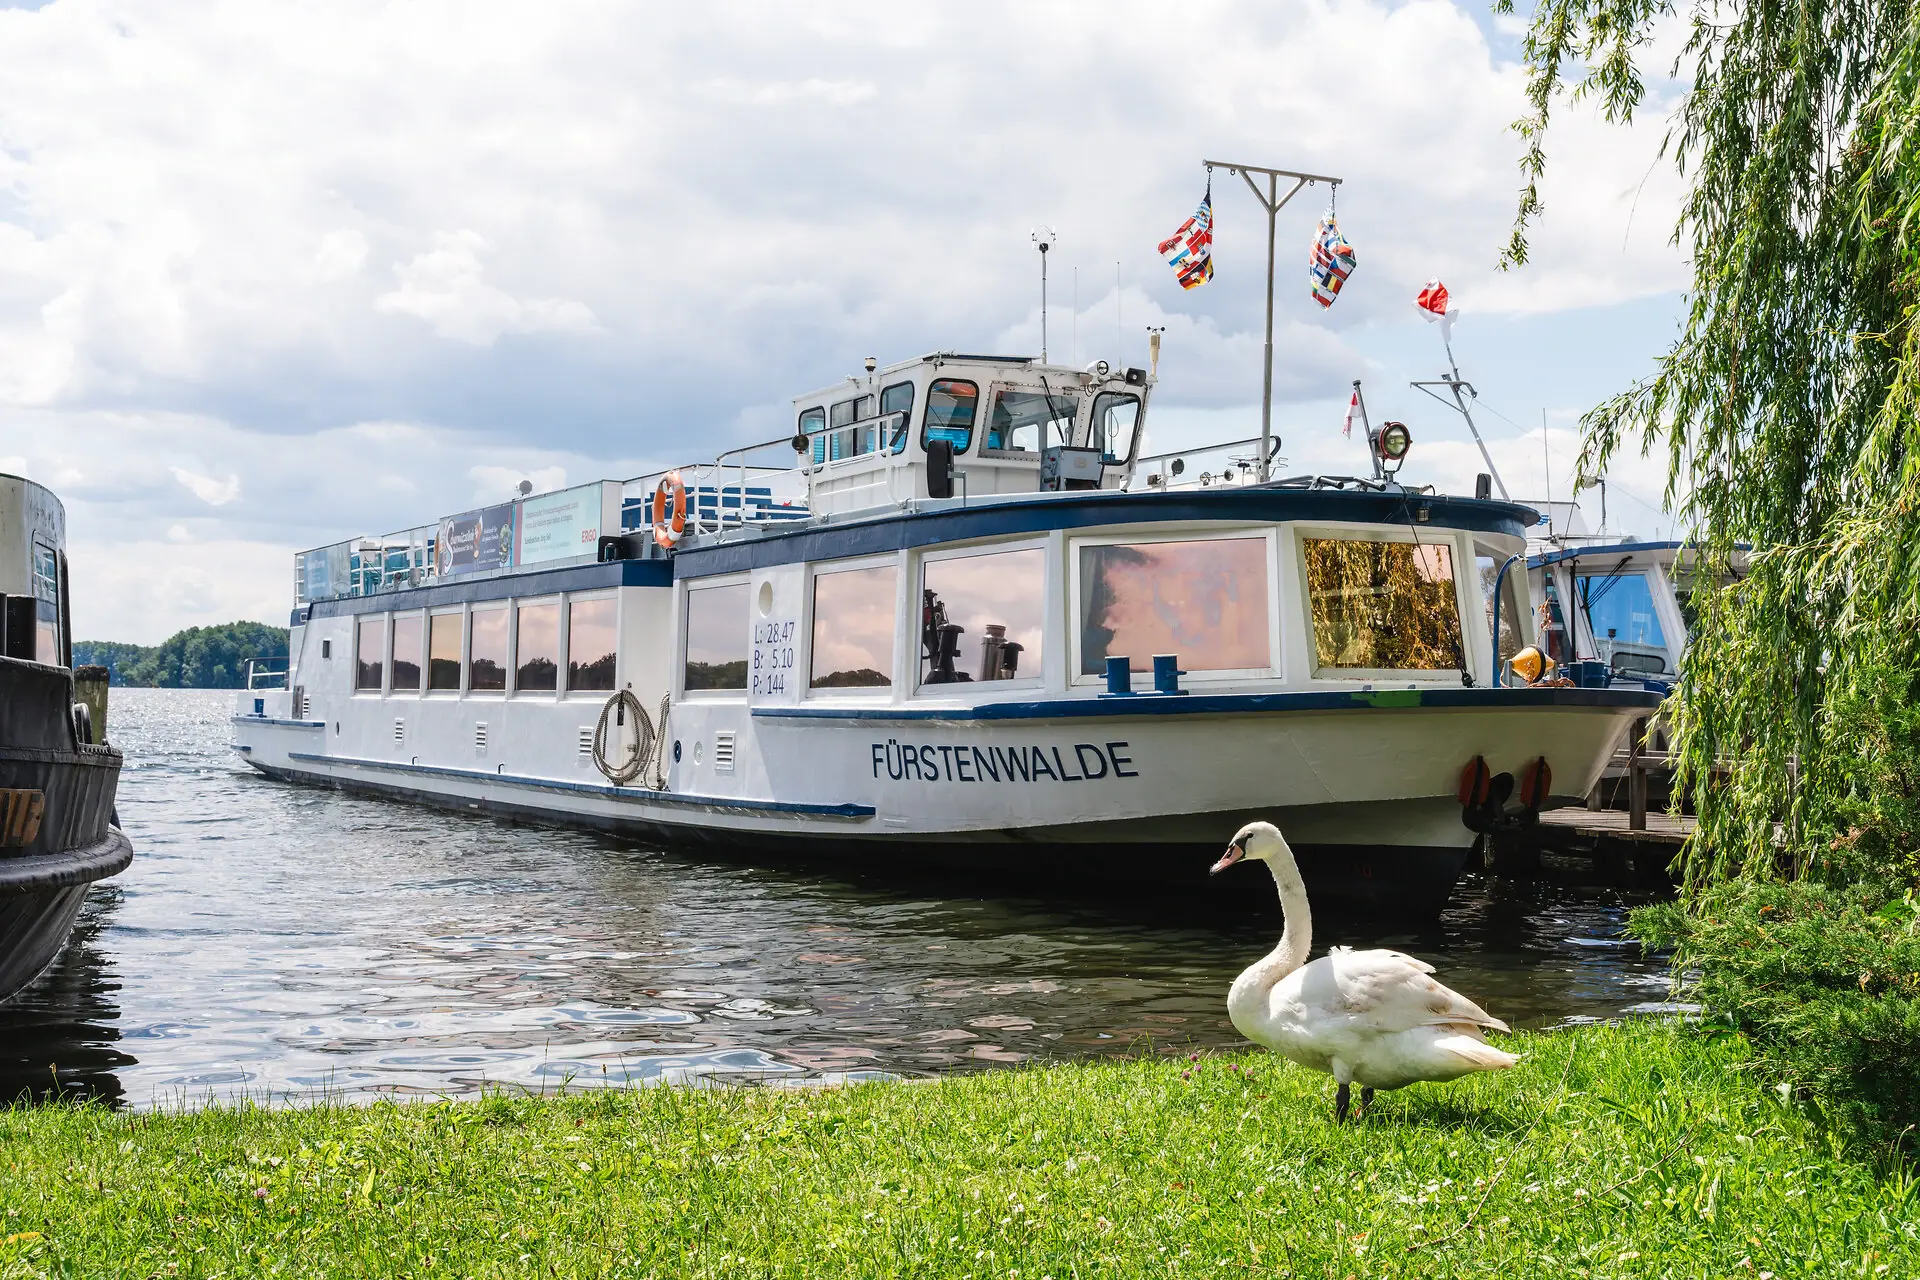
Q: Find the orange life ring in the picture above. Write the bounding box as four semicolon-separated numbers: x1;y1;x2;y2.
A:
651;471;686;549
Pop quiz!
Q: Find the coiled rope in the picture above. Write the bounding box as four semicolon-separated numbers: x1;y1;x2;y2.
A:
591;689;671;790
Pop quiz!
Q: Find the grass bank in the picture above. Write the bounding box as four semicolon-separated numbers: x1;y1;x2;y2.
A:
4;1023;1915;1278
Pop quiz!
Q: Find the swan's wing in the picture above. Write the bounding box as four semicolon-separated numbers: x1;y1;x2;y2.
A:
1326;949;1511;1034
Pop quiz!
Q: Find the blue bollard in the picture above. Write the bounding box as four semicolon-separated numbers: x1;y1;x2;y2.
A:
1105;656;1133;696
1152;654;1187;695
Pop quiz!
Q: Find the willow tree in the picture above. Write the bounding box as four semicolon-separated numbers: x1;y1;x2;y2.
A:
1501;0;1920;886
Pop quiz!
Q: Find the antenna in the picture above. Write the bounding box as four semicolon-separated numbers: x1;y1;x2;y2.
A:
1072;265;1078;366
1115;260;1122;361
1410;331;1511;500
1032;227;1055;362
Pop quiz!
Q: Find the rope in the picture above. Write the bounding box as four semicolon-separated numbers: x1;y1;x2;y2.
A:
591;690;671;790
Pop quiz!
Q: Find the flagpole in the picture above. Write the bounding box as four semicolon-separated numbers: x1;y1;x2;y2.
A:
1202;159;1342;482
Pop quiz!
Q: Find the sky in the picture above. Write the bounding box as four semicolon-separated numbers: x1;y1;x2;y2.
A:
0;0;1693;643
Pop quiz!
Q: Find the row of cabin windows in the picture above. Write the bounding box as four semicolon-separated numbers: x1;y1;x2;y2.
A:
353;597;617;695
682;536;1473;694
798;381;1143;465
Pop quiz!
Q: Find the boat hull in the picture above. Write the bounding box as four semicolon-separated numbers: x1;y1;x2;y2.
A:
234;687;1657;915
1;658;130;1005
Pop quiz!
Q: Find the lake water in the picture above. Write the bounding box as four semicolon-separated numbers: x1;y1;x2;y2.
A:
1;689;1675;1108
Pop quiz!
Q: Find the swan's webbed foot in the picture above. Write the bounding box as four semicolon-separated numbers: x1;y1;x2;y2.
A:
1334;1082;1351;1123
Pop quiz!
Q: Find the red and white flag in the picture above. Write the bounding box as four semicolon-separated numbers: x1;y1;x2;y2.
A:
1415;278;1457;335
1342;388;1360;438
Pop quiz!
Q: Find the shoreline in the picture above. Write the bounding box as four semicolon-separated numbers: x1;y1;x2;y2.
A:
5;1020;1912;1276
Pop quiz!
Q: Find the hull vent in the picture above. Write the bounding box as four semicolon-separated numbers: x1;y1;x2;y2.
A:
714;731;735;774
577;726;594;757
393;718;405;744
474;722;488;754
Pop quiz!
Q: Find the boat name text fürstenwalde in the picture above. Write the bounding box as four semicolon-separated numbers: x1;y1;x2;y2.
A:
871;740;1138;784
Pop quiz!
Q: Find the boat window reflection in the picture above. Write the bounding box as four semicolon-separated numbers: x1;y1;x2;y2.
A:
1304;538;1463;671
685;583;749;691
984;388;1075;454
390;615;422;691
1091;392;1141;463
812;565;896;689
1079;538;1270;675
881;381;914;454
354;617;383;691
568;597;617;692
922;379;978;454
515;601;559;692
921;549;1043;685
428;612;462;690
468;606;508;692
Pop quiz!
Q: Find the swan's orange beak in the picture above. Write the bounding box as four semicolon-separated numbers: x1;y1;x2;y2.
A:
1210;841;1245;876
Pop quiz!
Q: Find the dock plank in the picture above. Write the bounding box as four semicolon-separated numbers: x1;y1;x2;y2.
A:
1537;806;1695;844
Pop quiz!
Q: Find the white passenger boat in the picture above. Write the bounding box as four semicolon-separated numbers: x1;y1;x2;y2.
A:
232;352;1658;913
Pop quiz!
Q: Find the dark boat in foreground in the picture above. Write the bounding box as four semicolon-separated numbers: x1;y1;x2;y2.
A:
0;474;131;1005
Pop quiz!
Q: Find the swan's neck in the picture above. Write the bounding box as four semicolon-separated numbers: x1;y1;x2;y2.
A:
1229;851;1313;1019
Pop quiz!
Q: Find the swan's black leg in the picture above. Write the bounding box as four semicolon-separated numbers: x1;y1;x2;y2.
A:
1334;1082;1351;1123
1360;1086;1375;1114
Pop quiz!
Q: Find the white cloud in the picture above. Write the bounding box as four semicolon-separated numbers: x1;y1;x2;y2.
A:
313;229;369;282
170;466;241;506
376;231;599;345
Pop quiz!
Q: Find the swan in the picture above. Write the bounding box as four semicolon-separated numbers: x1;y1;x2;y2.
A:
1212;821;1518;1121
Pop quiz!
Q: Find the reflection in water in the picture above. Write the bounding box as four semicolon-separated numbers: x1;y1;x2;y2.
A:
0;691;1672;1109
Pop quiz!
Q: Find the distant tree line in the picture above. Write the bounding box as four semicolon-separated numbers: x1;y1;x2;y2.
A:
73;622;289;688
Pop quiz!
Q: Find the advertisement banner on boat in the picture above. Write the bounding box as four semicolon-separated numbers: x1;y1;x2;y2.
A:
437;504;516;578
516;484;606;566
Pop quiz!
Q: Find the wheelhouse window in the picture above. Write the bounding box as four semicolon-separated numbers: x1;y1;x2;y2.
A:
799;406;827;465
568;597;617;692
1079;538;1270;675
468;606;508;692
983;387;1075;454
921;379;979;454
684;582;749;691
881;381;914;453
1303;537;1464;672
515;601;559;692
1091;392;1141;463
427;612;462;690
354;616;384;691
31;539;59;666
811;564;896;689
921;548;1044;685
1575;570;1670;674
1475;552;1525;668
390;615;423;691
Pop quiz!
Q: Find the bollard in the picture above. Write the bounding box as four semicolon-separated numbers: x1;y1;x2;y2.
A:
72;664;109;746
1151;654;1187;695
1104;656;1133;696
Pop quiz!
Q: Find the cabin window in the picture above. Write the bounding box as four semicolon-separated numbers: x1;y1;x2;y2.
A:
800;406;827;465
515;601;560;692
684;582;750;691
354;617;384;691
811;564;897;689
390;615;423;691
1079;538;1270;675
881;382;914;453
1474;553;1525;668
1574;570;1670;673
1303;537;1464;672
468;606;508;692
428;612;463;689
921;548;1044;685
568;597;617;692
1091;392;1142;463
1540;576;1570;667
921;379;979;454
984;387;1075;454
31;539;59;666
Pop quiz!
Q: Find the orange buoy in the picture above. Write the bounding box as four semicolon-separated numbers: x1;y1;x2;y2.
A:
651;471;686;549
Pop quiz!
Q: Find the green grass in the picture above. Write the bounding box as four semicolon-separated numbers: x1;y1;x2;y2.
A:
3;1023;1915;1278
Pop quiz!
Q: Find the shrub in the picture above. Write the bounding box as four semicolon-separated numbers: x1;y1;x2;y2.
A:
1632;881;1920;1156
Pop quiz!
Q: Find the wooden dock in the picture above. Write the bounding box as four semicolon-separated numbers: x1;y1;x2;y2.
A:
1536;806;1694;845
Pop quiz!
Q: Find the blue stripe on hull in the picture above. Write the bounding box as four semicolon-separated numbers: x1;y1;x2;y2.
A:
752;686;1664;722
273;750;874;819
